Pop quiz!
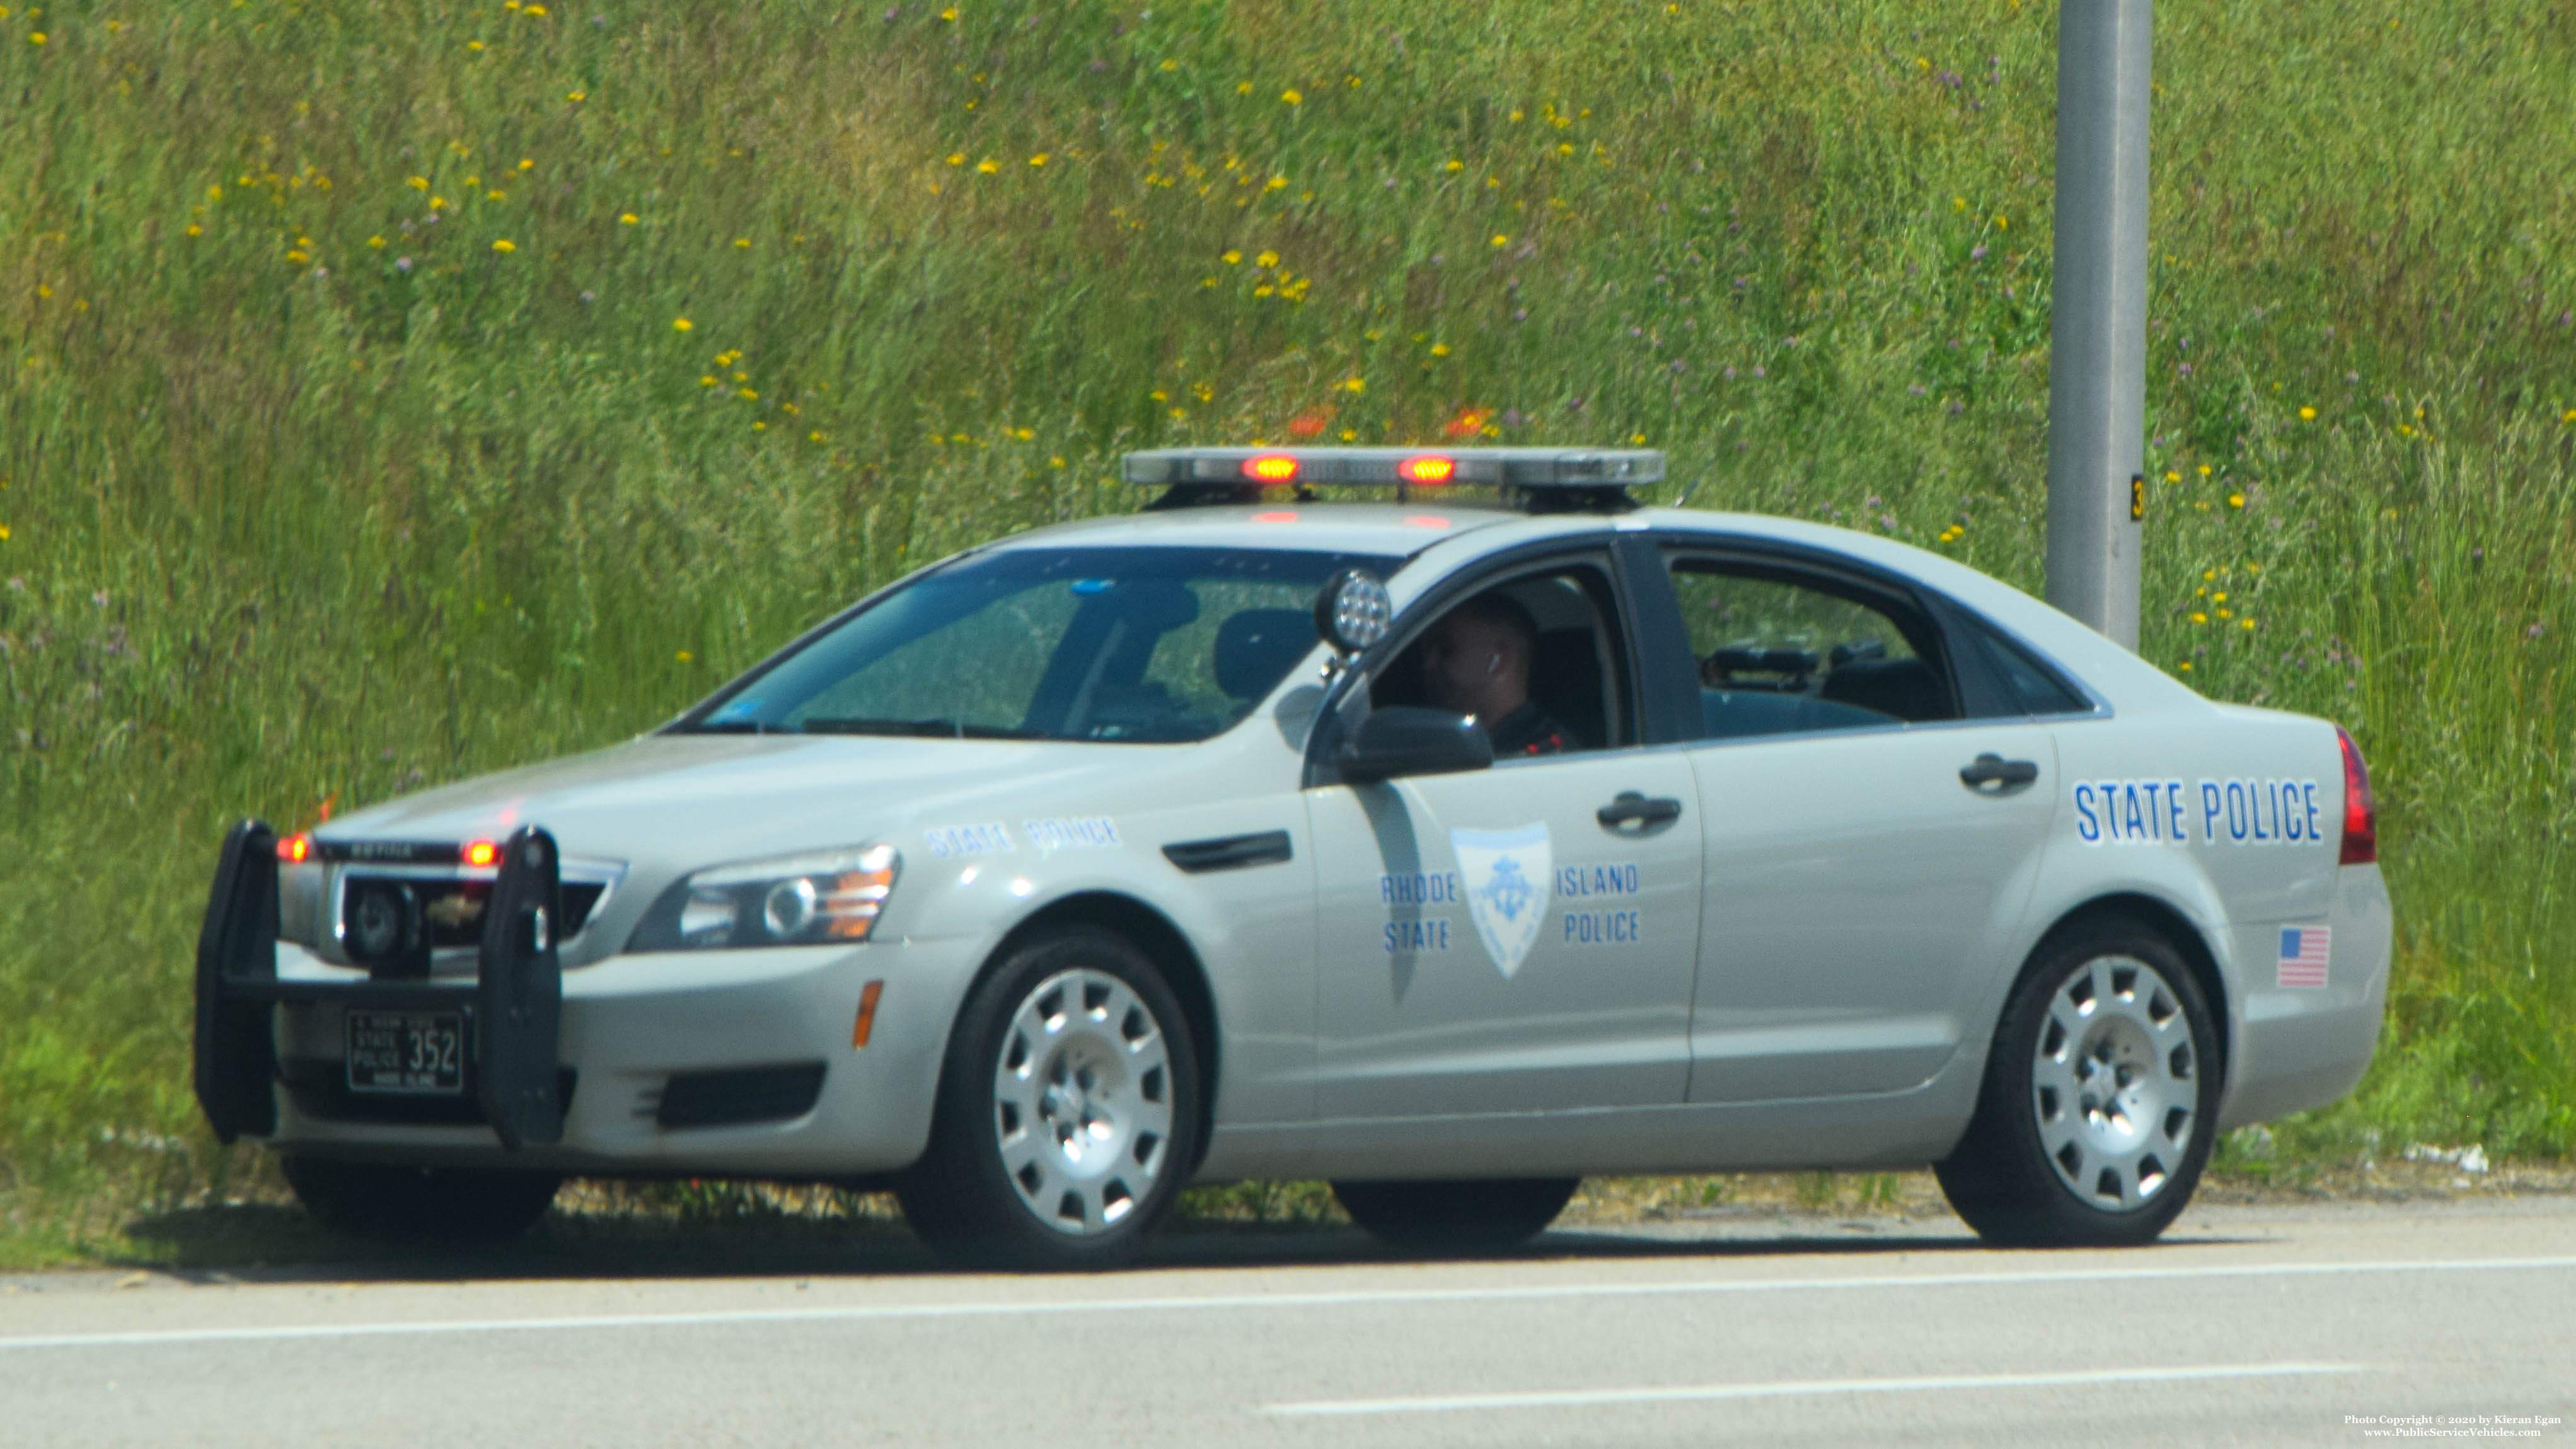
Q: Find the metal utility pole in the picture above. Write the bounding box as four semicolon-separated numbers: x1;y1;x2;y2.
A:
2043;0;2151;649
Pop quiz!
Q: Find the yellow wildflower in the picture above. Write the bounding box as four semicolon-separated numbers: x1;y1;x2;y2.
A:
2178;661;2193;672
2241;618;2256;630
1255;250;1278;267
2197;463;2211;476
673;318;693;332
185;224;202;238
2164;470;2180;483
619;212;638;224
408;176;429;191
2227;493;2245;509
676;650;693;663
976;159;999;174
1221;250;1242;265
811;432;827;443
1028;153;1049;167
518;158;534;171
1049;456;1067;468
1430;343;1451;357
940;6;957;18
1341;378;1366;394
1159;59;1177;72
567;90;586;101
467;40;483;51
1235;81;1253;95
367;236;385;248
1491;233;1509;247
737;387;758;400
2190;612;2208;624
1280;88;1302;105
28;30;44;43
1445;159;1464;172
1629;433;1648;445
490;239;516;253
2298;405;2316;420
945;153;964;166
733;237;751;248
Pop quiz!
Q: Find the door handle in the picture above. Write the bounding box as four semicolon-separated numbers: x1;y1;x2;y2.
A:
1958;753;2040;790
1597;792;1684;829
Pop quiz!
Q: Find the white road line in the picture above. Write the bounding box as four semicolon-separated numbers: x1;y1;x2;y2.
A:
2;1255;2570;1353
1261;1362;2364;1417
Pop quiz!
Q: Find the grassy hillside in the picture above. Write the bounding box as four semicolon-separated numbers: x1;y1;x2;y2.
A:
3;0;2572;1234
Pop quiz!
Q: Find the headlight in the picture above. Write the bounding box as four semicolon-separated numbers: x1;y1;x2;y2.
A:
628;845;899;951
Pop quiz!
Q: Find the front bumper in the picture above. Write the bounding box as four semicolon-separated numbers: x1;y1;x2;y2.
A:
193;821;971;1177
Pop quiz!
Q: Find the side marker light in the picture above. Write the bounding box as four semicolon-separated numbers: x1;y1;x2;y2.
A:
852;979;885;1049
276;834;313;864
463;840;500;867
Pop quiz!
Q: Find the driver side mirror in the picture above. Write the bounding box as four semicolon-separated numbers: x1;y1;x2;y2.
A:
1335;707;1494;784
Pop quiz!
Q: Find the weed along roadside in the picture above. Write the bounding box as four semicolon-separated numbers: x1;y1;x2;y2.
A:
1;1;2572;1261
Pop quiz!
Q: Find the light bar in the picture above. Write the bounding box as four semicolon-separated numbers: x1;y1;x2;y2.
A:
1121;446;1665;490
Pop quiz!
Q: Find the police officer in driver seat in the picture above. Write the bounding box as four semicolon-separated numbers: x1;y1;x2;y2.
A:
1418;592;1573;757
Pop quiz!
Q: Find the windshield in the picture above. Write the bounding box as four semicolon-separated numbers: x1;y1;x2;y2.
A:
678;546;1400;743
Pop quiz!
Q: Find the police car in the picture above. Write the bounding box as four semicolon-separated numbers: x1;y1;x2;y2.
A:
192;447;2391;1266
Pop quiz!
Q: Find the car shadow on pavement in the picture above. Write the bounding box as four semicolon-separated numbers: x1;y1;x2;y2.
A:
113;1203;2036;1286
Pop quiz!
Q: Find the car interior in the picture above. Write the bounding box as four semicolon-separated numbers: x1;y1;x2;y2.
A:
1370;566;1629;752
1668;560;1960;739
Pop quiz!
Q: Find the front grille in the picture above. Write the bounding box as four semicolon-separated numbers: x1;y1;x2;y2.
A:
280;1056;577;1127
656;1062;827;1129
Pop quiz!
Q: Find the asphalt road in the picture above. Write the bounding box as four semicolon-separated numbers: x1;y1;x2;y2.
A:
3;1195;2570;1448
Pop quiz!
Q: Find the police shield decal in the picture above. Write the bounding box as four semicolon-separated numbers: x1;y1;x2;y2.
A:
1451;824;1552;979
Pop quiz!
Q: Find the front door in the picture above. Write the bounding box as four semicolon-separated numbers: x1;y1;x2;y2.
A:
1304;556;1704;1119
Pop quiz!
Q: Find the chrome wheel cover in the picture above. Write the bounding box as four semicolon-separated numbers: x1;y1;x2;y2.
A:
990;968;1174;1237
2030;954;2200;1212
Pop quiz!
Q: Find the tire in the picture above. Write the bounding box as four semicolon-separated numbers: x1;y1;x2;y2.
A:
896;927;1203;1271
1331;1177;1579;1255
281;1157;561;1244
1936;916;2221;1248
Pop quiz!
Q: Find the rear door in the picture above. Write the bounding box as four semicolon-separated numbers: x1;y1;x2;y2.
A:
1658;542;2061;1102
1303;549;1705;1117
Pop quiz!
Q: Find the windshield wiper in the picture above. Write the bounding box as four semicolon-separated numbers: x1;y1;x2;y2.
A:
796;717;1037;740
679;720;770;734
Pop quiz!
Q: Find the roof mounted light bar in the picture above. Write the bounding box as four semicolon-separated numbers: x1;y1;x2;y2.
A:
1123;446;1664;513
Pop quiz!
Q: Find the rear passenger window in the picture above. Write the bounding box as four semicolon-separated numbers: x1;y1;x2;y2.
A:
1974;623;2093;716
1666;560;1959;739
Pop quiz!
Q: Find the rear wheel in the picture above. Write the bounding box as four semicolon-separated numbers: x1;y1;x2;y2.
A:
281;1157;561;1244
1331;1177;1578;1254
897;927;1202;1270
1936;918;2219;1247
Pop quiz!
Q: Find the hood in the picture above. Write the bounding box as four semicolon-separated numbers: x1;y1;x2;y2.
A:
318;732;1164;872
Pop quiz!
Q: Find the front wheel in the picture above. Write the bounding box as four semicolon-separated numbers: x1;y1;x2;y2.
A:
1331;1177;1579;1254
1936;918;2219;1247
281;1157;562;1244
897;928;1202;1270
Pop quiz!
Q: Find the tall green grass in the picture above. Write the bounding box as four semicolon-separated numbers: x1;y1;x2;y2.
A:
3;0;2572;1232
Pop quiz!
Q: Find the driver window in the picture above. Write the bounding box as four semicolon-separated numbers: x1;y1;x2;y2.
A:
1667;560;1958;739
1371;565;1630;756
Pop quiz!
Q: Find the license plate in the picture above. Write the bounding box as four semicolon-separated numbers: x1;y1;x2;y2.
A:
345;1010;466;1095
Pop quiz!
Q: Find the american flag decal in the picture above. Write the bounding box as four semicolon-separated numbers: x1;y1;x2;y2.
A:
2277;925;2331;988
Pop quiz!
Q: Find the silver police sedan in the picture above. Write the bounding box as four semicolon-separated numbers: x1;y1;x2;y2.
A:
192;447;2390;1266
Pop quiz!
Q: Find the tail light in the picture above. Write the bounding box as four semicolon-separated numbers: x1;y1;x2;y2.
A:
2336;727;2377;865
